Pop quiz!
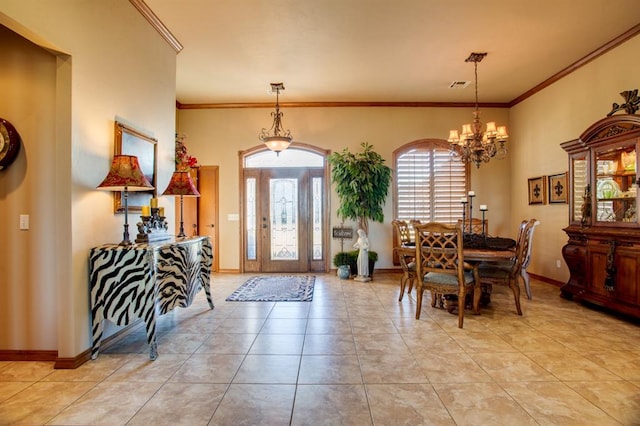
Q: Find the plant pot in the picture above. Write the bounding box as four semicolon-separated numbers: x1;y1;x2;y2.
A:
337;265;351;279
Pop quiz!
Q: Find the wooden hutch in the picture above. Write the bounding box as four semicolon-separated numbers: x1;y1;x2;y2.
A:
561;90;640;319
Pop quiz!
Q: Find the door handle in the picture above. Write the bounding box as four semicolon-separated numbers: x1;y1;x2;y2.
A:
207;224;215;228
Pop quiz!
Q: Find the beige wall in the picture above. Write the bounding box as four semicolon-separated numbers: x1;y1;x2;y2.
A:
0;0;177;358
510;33;640;282
0;25;58;350
178;106;511;271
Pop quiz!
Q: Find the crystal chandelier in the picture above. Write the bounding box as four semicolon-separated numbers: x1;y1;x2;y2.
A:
259;82;292;155
448;52;508;168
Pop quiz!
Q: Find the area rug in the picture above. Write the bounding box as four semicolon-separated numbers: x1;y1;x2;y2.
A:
226;275;315;302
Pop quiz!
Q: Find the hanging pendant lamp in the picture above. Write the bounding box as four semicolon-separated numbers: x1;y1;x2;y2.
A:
259;82;292;155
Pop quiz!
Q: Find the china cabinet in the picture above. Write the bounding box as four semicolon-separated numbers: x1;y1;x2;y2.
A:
561;92;640;319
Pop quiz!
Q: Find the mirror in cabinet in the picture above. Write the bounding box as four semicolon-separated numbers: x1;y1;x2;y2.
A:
594;144;637;224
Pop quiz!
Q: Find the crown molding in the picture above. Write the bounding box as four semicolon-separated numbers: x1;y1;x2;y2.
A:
176;101;510;110
130;0;183;53
509;23;640;107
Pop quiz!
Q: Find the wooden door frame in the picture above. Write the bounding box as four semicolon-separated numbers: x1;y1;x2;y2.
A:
238;143;331;273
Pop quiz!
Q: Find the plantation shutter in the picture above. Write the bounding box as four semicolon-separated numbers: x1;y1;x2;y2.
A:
395;144;467;225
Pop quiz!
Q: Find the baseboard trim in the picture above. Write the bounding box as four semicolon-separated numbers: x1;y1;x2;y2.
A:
529;273;563;287
0;321;145;369
54;350;91;369
0;350;58;362
54;322;145;369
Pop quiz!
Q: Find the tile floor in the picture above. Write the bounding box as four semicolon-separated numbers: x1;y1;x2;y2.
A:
1;272;640;425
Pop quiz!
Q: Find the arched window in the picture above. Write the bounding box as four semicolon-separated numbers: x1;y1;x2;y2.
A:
393;139;469;224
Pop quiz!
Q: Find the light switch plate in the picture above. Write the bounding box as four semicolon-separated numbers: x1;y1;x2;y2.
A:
19;214;29;230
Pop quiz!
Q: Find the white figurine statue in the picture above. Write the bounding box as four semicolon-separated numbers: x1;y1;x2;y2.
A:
353;229;371;282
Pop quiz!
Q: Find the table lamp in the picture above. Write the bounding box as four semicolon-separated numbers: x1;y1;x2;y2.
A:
161;170;200;238
97;155;154;245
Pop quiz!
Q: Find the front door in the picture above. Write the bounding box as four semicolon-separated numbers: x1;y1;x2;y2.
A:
243;166;326;273
260;168;308;272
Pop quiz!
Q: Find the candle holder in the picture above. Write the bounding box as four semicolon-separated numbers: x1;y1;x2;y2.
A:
481;209;487;236
135;207;170;243
461;200;468;234
468;193;475;231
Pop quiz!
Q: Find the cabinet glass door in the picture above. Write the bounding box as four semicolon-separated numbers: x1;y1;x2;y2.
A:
594;141;637;225
570;153;589;224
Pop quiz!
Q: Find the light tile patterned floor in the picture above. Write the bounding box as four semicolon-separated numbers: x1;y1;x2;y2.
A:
1;272;639;425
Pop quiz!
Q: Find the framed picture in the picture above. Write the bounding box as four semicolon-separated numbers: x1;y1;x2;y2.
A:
113;121;157;213
548;172;568;204
528;176;546;205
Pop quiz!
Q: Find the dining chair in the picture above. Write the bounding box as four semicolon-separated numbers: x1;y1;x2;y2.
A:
520;219;540;299
457;217;488;234
413;222;481;328
392;219;417;301
477;219;537;315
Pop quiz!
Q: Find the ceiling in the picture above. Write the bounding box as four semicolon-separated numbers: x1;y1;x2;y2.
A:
143;0;640;106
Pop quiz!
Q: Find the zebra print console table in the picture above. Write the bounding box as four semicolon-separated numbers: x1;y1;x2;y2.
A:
89;236;213;360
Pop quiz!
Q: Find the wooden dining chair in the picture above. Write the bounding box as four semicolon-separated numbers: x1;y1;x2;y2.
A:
413;222;481;328
477;219;537;315
520;219;540;299
457;217;488;234
392;220;417;301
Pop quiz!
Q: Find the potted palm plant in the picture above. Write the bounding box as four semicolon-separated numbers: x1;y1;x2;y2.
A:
328;142;391;277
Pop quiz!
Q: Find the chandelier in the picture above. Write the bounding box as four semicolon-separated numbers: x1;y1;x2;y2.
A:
259;82;292;155
448;52;508;168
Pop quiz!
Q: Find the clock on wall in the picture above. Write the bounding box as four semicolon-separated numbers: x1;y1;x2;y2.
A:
0;118;21;170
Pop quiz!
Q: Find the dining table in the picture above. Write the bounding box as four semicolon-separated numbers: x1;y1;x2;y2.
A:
464;247;515;262
397;234;517;307
396;237;516;263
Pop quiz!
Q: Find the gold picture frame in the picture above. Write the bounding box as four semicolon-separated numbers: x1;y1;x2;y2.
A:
113;121;157;213
548;172;568;204
528;176;546;205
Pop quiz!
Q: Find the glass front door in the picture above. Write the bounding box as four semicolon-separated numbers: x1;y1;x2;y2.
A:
264;170;305;271
243;167;325;272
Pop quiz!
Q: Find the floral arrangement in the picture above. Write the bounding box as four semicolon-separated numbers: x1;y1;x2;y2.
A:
175;133;198;170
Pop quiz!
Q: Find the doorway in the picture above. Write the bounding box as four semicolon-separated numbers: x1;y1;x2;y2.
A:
240;145;330;273
176;166;219;272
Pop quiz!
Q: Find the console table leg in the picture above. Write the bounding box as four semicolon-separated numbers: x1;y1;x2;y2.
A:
149;342;158;360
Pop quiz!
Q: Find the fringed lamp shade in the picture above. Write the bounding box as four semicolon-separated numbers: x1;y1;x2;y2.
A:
162;171;200;238
97;155;153;245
